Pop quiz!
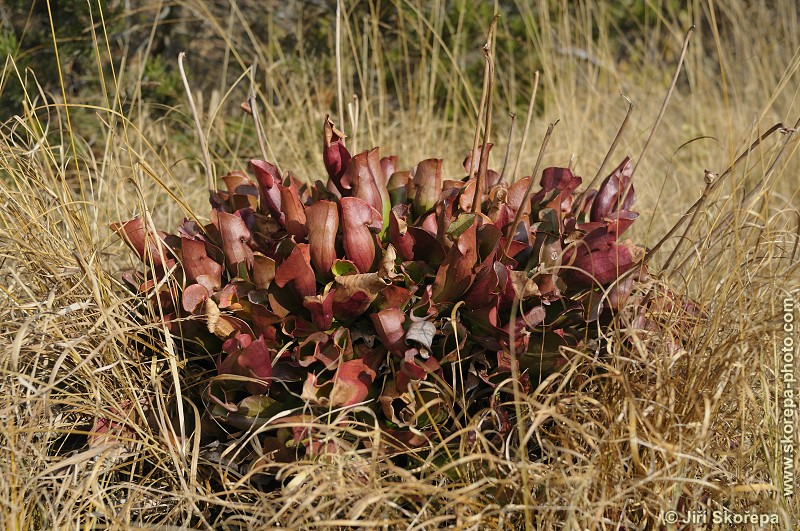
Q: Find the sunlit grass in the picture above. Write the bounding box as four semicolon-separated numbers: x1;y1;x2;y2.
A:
0;0;798;528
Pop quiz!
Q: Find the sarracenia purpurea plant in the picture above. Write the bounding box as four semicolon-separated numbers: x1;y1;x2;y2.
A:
109;19;706;467
111;107;702;458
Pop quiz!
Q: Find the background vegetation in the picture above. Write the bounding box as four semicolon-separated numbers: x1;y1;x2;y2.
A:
0;0;798;528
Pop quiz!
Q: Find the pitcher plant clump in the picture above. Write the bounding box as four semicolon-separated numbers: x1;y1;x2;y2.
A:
113;115;666;455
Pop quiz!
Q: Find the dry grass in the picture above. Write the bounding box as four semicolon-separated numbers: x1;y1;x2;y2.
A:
1;0;798;528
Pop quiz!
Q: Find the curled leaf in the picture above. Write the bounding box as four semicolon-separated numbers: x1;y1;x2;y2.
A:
379;244;400;280
303;291;335;330
274;243;317;298
408;159;442;219
367;148;392;231
323;116;351;191
389;207;446;263
371;308;406;355
182;283;209;313
278;181;308;239
305;200;339;279
249;159;284;223
590;157;634;221
252;254;276;290
509;271;541;299
604;210;638;237
221;170;257;195
406;319;436;352
565;238;645;288
181;237;223;291
329;359;377;407
340;197;382;273
204;298;253;339
432;217;478;302
217;211;254;270
111;217;170;267
463;144;501;189
606;274;638;311
331;273;388;320
344;150;386;219
379;155;398;188
506;177;532;213
218;334;273;395
463;260;502;309
387;170;410;205
389;209;414;260
334;272;390;293
534;167;582;207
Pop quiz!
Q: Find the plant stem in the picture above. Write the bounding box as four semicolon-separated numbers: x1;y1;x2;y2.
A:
578;94;633;202
178;52;214;193
503;120;558;258
625;25;694;200
499;112;516;182
336;0;344;128
248;59;270;166
510;71;540;185
472;15;499;215
644;121;790;267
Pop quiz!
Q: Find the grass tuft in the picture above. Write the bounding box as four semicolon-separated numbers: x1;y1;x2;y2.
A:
1;0;798;528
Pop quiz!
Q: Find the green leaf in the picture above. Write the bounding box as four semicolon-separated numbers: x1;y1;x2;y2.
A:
331;259;359;277
446;213;476;239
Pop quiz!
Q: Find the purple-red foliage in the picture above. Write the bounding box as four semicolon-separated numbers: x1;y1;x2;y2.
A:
114;117;654;454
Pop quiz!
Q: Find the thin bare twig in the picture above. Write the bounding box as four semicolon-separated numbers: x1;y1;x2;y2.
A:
503;120;559;257
662;173;715;277
669;121;797;273
625;26;694;200
644;122;790;266
578;95;633;202
249;59;270;164
499;113;516;182
474;15;499;214
510;71;540;184
739;118;800;208
336;0;344;128
178;52;214;193
468;16;499;216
